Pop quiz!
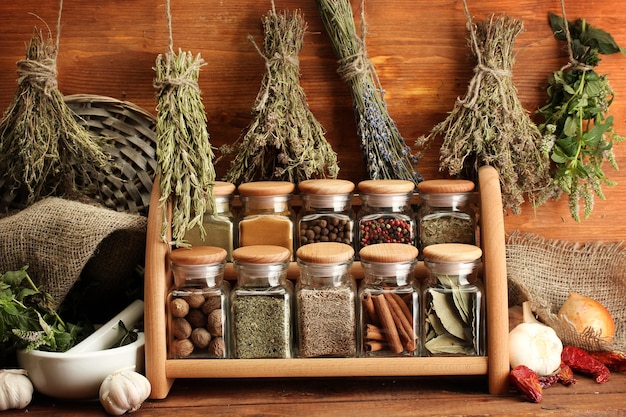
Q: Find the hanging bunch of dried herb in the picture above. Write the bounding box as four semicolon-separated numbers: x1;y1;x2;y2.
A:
536;2;625;222
0;28;109;213
415;3;550;214
316;0;421;185
154;0;216;246
223;3;339;185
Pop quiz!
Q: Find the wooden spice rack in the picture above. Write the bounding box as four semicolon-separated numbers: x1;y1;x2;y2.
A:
144;166;509;399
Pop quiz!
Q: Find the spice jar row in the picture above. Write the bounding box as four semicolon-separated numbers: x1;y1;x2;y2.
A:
183;178;478;261
166;242;485;359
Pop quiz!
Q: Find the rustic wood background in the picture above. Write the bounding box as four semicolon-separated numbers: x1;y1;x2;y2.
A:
0;0;624;244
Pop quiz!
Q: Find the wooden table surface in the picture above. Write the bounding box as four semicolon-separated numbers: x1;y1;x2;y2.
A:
5;371;626;416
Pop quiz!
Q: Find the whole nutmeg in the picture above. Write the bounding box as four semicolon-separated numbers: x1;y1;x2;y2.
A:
201;296;222;315
191;327;211;349
170;338;194;357
207;309;224;337
186;309;207;329
170;298;190;318
183;293;206;309
171;317;192;340
208;337;226;358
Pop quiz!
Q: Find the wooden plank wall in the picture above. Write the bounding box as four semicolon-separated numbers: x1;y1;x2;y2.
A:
0;0;625;244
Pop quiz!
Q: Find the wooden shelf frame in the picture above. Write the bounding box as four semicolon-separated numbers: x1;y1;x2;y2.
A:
144;166;509;399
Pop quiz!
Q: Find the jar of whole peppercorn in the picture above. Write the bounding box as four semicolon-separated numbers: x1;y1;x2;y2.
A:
417;179;476;253
167;246;230;359
356;179;417;254
296;179;355;252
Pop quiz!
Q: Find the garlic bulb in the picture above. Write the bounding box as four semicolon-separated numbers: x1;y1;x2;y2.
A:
99;369;151;415
0;369;34;411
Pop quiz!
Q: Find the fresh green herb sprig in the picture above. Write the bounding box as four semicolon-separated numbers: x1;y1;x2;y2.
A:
537;12;625;221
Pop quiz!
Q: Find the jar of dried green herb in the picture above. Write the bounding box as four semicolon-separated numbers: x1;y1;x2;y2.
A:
417;179;476;253
295;242;356;358
356;180;416;255
358;243;420;357
422;243;484;357
167;246;230;359
231;245;293;359
296;179;355;251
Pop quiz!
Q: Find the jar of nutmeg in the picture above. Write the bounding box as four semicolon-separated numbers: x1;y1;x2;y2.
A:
167;246;230;359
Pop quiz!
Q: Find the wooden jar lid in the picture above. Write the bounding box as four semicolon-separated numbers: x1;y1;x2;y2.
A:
232;245;291;264
237;181;295;196
213;181;236;196
357;179;415;194
296;242;355;263
359;243;419;263
298;179;355;195
169;246;227;265
417;179;475;194
422;243;482;262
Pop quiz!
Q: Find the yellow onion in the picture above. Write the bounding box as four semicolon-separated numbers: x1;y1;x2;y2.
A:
558;292;615;342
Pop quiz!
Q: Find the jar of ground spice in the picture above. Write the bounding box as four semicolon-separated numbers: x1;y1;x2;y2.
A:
422;243;484;357
183;181;237;261
356;179;416;254
297;179;355;251
417;179;476;253
167;246;230;359
231;245;293;359
238;181;296;260
358;243;420;357
295;242;357;358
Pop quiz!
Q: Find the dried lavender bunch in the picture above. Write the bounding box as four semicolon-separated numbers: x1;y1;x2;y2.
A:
316;0;421;185
223;4;339;184
416;7;551;214
0;29;109;212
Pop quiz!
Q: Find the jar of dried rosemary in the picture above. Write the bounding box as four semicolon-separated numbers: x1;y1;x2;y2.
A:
417;179;476;253
356;180;416;255
422;243;484;357
296;179;355;252
231;245;293;359
358;243;420;357
295;242;356;358
238;181;296;260
167;246;230;359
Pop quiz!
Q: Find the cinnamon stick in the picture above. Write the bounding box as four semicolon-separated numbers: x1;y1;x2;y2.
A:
365;324;385;341
365;340;386;352
385;293;417;353
362;293;379;326
372;294;403;354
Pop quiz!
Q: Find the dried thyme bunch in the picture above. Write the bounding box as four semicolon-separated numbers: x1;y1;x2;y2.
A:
316;0;421;185
223;4;339;184
416;7;551;214
0;29;109;212
154;49;216;246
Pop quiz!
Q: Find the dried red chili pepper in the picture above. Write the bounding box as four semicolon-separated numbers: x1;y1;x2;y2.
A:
538;362;576;388
510;365;543;403
588;350;626;373
561;345;611;383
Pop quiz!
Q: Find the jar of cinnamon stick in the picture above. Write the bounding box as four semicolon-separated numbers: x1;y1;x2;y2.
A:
358;243;420;357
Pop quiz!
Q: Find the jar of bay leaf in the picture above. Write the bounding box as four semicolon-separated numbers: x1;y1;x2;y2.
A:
422;243;484;357
167;246;230;359
295;242;357;358
183;181;237;261
356;180;417;255
238;181;296;260
417;179;476;253
297;179;355;251
231;245;293;359
358;243;420;357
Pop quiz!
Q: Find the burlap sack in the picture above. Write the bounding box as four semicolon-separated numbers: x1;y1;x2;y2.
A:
0;197;147;320
506;231;626;352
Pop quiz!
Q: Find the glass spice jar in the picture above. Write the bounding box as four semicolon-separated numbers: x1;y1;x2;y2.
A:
237;181;296;260
356;179;417;254
167;246;230;359
231;245;293;359
422;243;485;357
417;179;476;253
295;242;357;358
296;179;355;252
183;181;237;261
358;243;420;357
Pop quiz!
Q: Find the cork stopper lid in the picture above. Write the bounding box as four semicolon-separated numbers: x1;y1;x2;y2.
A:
237;181;295;196
417;179;475;194
232;245;291;264
169;246;227;265
212;181;236;196
359;243;419;263
357;179;415;194
298;179;355;195
296;242;355;263
422;243;482;262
